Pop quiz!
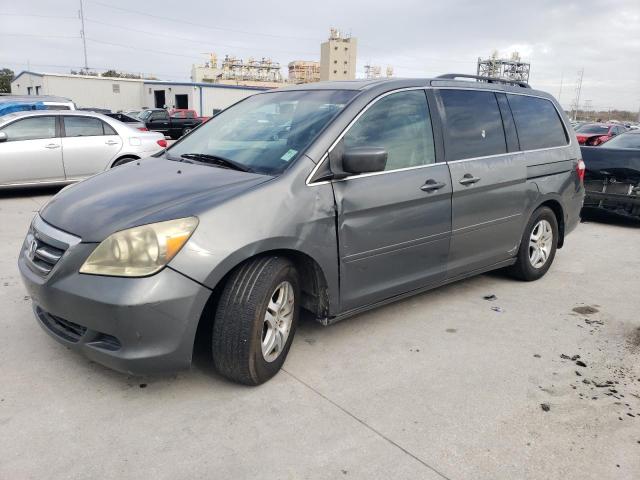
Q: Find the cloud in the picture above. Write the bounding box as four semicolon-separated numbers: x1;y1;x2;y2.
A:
1;0;638;110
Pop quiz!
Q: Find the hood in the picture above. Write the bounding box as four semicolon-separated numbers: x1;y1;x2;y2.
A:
40;157;271;242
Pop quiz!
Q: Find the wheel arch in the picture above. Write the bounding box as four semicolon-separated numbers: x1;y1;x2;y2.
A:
192;248;332;357
110;154;140;168
535;198;565;248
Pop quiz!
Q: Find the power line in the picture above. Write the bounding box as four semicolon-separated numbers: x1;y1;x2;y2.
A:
84;18;319;57
0;13;77;20
85;0;319;42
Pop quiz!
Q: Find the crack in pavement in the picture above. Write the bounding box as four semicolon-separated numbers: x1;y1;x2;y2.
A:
282;368;452;480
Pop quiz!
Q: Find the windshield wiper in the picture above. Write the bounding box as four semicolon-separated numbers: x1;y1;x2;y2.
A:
179;153;252;172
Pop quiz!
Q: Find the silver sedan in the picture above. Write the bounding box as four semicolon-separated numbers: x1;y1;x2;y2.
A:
0;110;167;188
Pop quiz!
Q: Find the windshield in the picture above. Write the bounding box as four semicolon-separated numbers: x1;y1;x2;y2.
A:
602;133;640;149
166;89;357;175
576;124;610;134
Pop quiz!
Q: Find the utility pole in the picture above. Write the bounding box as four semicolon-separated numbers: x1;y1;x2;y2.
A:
571;69;584;121
79;0;89;72
558;71;563;103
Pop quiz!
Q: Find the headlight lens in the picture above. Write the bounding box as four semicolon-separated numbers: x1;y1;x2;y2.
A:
79;217;198;277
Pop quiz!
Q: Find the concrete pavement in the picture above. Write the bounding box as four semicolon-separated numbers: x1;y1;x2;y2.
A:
0;188;638;479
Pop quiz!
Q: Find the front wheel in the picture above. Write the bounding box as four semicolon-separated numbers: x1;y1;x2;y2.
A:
508;206;558;281
182;127;192;136
212;256;299;385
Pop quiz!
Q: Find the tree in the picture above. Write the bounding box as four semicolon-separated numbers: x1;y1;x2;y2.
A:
0;68;14;93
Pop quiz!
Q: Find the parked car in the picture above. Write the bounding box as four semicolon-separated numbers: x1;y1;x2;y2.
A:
0;95;76;116
582;130;640;219
0;110;166;188
168;108;211;123
575;123;625;146
104;112;148;131
139;108;203;139
123;110;143;119
18;75;584;385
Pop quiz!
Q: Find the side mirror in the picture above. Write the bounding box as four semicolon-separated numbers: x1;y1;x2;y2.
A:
341;146;387;175
0;132;7;143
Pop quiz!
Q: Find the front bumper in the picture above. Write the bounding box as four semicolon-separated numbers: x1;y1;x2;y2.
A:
18;217;211;376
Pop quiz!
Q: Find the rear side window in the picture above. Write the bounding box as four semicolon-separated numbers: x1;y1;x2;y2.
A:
507;95;568;150
438;90;506;161
63;116;112;137
343;90;436;171
0;116;56;141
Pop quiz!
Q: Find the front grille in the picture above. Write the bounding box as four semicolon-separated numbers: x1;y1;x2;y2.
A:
25;236;65;276
23;215;80;277
36;307;87;342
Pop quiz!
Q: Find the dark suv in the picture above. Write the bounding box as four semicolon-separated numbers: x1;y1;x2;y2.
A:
19;75;585;385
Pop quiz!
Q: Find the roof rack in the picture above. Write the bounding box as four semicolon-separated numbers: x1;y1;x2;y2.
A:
435;73;531;89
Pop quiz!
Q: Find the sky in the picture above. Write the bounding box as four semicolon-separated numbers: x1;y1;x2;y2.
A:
1;0;639;111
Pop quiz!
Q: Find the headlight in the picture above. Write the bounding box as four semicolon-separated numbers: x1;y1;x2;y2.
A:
79;217;198;277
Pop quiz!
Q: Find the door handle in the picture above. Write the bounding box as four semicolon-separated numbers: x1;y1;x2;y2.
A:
44;143;60;149
105;140;119;145
459;174;481;186
420;179;446;192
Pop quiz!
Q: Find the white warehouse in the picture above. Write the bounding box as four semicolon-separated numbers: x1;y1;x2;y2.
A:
10;71;270;116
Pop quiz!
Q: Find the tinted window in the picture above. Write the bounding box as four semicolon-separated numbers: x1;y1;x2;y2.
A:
63;116;107;137
507;95;568;150
150;111;168;120
603;132;640;149
343;90;435;171
0;116;56;141
576;124;610;134
438;90;506;161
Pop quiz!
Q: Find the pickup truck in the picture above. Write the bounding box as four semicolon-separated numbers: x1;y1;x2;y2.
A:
139;108;203;139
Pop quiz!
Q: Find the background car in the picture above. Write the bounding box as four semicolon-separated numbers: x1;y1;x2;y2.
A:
575;123;626;146
105;112;148;131
581;130;640;219
0;110;166;188
0;95;76;116
139;108;203;139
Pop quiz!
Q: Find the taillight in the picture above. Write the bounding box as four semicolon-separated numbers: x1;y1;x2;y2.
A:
576;136;586;144
576;159;585;182
138;127;148;131
157;139;167;148
594;135;609;145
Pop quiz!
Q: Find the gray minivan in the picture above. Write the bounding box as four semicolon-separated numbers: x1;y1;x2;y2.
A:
19;75;585;385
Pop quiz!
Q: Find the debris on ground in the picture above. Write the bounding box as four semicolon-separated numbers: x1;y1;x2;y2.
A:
585;318;604;326
491;306;504;313
533;354;541;358
483;294;497;301
572;305;599;315
540;403;551;412
576;360;587;367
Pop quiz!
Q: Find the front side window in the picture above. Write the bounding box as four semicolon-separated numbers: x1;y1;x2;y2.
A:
168;89;357;175
343;90;435;171
63;116;108;137
438;89;507;161
507;94;568;150
0;116;56;141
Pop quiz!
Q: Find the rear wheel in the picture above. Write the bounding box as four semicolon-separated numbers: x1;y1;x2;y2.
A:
182;127;193;136
508;206;558;281
212;256;299;385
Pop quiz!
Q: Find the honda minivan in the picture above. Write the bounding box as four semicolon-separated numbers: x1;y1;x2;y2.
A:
19;75;585;385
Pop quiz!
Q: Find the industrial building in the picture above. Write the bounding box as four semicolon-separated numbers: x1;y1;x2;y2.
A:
320;29;357;81
288;61;321;84
191;54;284;88
10;71;269;116
477;51;531;83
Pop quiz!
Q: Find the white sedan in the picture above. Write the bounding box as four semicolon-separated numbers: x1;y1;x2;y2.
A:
0;110;167;188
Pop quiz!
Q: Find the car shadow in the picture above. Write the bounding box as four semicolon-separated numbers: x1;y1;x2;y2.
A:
581;208;640;228
0;185;64;200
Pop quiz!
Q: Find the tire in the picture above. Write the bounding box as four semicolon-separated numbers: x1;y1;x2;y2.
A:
508;206;559;281
182;127;192;137
111;156;137;167
212;256;299;385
